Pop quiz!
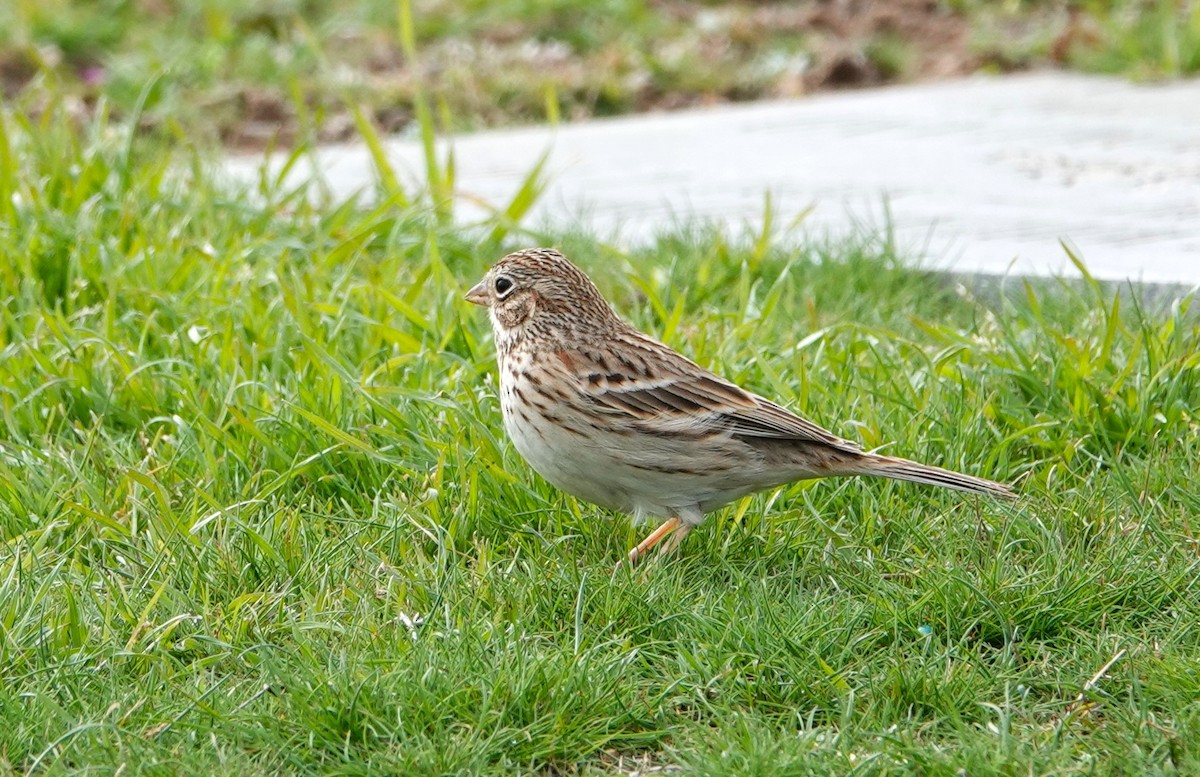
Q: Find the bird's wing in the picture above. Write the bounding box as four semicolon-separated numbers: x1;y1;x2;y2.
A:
562;338;862;451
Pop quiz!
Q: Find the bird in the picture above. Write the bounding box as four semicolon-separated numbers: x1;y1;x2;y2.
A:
465;247;1015;567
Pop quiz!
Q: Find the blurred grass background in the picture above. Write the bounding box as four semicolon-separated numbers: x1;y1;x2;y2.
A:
1;0;1197;149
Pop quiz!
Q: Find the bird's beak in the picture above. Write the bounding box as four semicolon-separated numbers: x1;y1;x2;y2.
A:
465;280;489;306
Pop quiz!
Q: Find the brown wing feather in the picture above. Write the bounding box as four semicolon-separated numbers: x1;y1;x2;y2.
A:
563;335;862;453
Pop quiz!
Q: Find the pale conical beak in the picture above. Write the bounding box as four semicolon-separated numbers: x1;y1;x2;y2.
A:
465;280;489;306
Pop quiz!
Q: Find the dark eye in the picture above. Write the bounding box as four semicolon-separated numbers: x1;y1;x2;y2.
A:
494;276;514;296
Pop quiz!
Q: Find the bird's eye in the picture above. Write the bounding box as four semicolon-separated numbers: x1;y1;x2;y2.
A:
494;276;514;297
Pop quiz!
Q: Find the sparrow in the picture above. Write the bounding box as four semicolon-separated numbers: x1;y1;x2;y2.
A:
466;248;1014;566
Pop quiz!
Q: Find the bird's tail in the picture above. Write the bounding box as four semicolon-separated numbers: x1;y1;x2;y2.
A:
852;454;1016;499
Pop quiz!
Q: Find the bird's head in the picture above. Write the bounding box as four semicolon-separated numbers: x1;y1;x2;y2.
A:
466;248;619;343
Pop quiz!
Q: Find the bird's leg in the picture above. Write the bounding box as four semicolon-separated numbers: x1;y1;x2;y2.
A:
625;516;682;567
656;521;692;556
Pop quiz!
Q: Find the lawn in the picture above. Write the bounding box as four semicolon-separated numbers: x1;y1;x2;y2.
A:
3;1;1200;772
1;89;1199;773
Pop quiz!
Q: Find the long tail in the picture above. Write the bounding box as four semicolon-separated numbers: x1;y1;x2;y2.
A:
852;454;1016;499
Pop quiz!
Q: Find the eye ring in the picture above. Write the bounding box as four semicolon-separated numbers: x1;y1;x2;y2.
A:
494;275;514;296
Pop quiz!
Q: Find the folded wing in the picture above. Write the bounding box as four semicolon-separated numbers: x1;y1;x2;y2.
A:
566;336;863;453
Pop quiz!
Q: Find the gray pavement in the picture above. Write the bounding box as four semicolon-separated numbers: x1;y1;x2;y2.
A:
224;73;1200;284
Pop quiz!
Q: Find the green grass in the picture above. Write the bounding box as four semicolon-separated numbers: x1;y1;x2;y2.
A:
2;95;1200;774
962;0;1200;77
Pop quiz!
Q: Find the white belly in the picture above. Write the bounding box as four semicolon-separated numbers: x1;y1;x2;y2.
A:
503;391;639;513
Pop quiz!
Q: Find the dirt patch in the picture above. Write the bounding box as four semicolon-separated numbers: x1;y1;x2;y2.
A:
675;0;980;92
320;0;993;144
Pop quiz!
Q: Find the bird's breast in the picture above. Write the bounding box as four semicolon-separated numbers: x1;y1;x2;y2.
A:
498;351;631;511
495;351;769;519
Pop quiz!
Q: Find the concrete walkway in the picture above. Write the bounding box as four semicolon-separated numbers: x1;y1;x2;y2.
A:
225;73;1200;285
